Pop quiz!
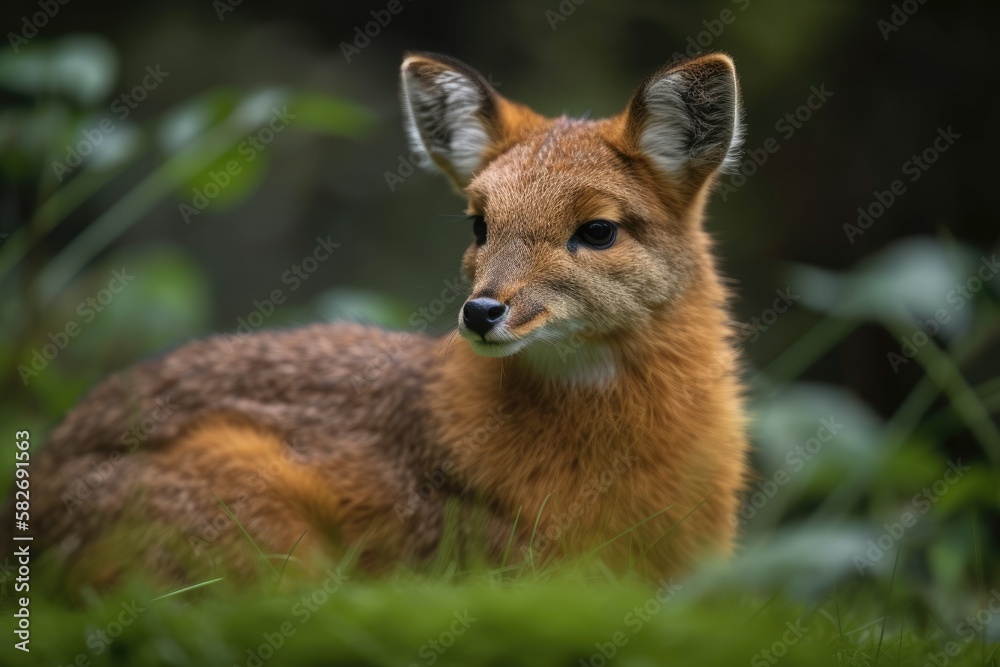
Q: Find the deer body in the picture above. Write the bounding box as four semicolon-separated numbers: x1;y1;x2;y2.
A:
23;52;749;587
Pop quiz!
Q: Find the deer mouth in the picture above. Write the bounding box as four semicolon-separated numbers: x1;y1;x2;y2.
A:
459;307;551;357
465;338;527;358
461;322;529;357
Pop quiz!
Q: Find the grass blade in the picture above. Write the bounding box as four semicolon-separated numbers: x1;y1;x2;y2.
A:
524;494;552;575
873;545;901;667
278;529;309;583
152;577;224;601
593;505;674;561
500;505;522;570
635;495;710;564
214;493;278;578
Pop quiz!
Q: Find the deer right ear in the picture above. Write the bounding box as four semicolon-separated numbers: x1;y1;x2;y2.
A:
400;53;504;189
624;54;744;190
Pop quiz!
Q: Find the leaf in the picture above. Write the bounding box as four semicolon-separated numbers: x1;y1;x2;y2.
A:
789;236;980;338
285;92;375;136
0;35;118;105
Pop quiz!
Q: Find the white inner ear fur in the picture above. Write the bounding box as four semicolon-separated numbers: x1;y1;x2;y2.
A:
401;65;491;179
721;89;745;174
638;70;744;176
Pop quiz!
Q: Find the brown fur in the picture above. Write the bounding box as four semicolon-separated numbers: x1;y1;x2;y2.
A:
17;53;749;588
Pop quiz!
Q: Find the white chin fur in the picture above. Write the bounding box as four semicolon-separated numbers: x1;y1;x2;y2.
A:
466;338;528;358
518;337;617;389
463;325;617;388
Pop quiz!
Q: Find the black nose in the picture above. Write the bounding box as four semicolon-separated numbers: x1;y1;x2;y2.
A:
462;297;509;337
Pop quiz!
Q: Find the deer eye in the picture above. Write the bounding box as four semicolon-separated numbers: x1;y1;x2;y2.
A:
470;215;487;246
574;220;617;249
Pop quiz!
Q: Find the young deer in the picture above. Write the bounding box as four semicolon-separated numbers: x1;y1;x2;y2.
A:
21;52;748;588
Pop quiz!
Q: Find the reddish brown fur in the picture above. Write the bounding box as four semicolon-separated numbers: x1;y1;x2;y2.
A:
17;53;749;588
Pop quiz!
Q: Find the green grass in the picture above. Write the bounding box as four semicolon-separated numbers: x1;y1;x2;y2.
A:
3;499;998;667
2;550;997;667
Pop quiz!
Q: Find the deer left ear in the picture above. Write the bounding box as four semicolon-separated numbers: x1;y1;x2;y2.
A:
624;54;744;188
400;52;503;189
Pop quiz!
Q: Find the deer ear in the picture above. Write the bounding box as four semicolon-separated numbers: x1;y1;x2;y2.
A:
624;54;743;187
400;52;503;189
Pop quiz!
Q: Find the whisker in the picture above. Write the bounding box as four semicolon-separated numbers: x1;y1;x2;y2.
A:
436;328;462;365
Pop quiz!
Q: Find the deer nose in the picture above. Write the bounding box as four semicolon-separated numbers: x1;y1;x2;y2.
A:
462;297;509;337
